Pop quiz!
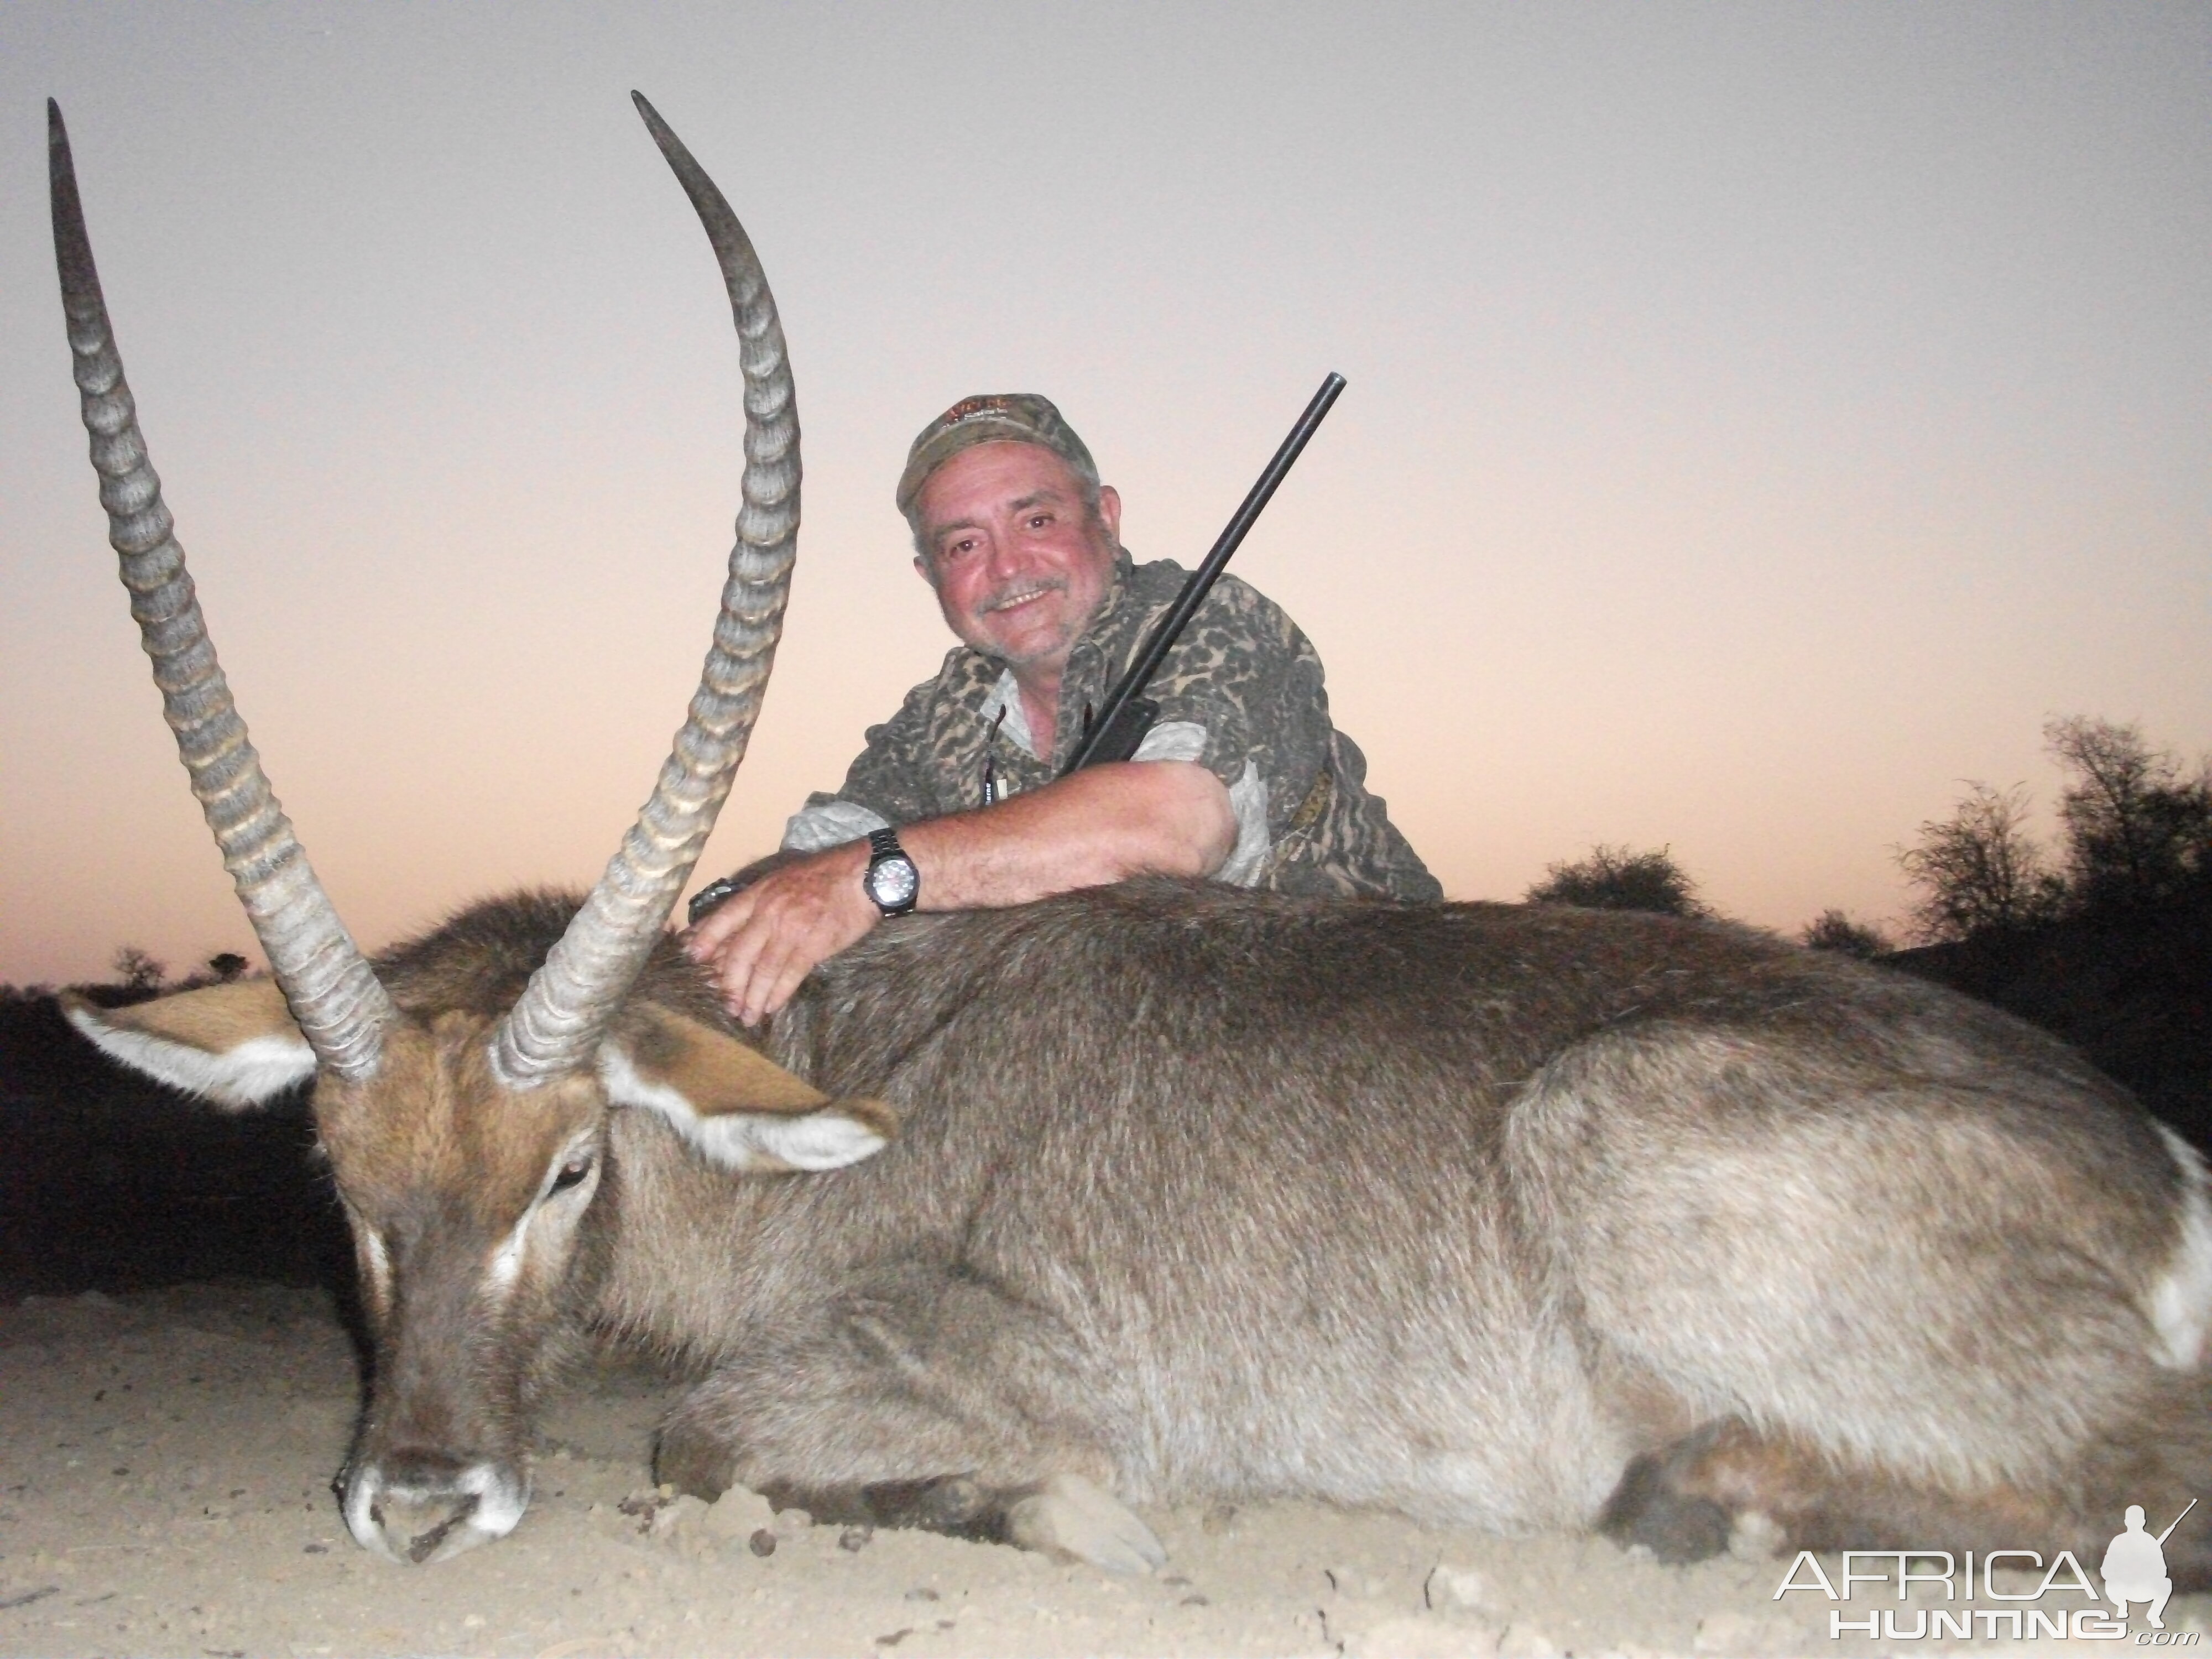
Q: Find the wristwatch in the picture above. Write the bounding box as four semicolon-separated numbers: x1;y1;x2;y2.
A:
861;828;920;917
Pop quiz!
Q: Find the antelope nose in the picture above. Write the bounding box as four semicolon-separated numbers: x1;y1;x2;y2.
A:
373;1484;482;1564
345;1452;528;1565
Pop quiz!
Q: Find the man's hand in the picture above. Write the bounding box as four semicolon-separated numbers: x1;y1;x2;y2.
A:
685;841;876;1025
684;761;1234;1025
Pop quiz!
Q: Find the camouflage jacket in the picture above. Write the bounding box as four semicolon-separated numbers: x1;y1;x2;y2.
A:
784;551;1440;901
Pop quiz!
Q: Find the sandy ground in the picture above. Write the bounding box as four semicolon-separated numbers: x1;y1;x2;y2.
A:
3;1284;2205;1659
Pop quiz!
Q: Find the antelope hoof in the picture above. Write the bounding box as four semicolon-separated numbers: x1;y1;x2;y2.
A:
1008;1473;1166;1574
1598;1449;1732;1564
654;1422;738;1504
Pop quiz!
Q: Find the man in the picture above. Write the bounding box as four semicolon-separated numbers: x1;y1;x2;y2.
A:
690;393;1438;1023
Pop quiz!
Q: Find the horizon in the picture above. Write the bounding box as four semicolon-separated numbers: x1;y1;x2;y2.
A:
5;4;2206;986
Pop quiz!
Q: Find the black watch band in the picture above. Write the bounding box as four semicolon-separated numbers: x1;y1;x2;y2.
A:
863;828;920;917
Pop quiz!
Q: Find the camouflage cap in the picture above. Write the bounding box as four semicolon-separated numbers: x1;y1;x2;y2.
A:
895;393;1099;517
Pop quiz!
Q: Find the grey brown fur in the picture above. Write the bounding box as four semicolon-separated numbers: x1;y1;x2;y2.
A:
380;880;2212;1577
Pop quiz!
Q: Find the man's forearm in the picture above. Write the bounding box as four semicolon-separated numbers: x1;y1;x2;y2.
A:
901;759;1235;910
686;760;1236;1025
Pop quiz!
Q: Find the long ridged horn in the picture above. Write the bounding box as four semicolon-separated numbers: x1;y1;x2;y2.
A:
49;100;397;1082
488;94;800;1088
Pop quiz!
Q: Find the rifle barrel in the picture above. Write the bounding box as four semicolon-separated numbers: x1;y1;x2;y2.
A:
2157;1497;2198;1545
1061;371;1346;775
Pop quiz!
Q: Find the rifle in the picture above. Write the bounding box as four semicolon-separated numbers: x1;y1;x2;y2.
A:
1058;372;1347;776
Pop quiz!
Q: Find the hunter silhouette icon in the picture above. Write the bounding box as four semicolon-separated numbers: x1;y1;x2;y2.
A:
2104;1499;2195;1627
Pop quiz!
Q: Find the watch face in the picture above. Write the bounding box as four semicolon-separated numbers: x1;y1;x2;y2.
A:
867;855;919;911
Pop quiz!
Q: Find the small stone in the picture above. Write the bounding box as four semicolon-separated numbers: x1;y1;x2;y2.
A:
651;1494;709;1538
771;1505;813;1541
1693;1610;1801;1655
1326;1564;1384;1600
904;1587;940;1603
702;1485;775;1541
840;1526;873;1552
748;1527;776;1557
1726;1509;1786;1562
1345;1614;1489;1658
1425;1562;1489;1612
1498;1620;1559;1658
1200;1501;1238;1535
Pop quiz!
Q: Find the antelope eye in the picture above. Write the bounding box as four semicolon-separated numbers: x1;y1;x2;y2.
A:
550;1156;593;1193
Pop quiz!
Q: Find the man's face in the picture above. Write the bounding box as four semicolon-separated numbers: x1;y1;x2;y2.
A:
912;441;1121;675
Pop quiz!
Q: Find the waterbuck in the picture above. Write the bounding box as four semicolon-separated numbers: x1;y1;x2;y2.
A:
51;99;2212;1582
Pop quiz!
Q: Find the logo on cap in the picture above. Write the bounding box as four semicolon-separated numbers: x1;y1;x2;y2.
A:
938;395;1020;428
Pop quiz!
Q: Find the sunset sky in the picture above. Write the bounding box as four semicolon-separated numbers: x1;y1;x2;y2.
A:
3;3;2206;988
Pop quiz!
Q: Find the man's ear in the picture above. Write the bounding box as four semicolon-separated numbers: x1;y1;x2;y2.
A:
599;1004;895;1173
1095;482;1121;544
61;982;317;1109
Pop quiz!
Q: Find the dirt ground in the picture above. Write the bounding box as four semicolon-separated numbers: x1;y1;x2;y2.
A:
2;1284;2204;1659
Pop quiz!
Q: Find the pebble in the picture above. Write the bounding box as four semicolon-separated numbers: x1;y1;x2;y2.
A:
1344;1614;1489;1658
770;1505;812;1541
649;1495;709;1537
1498;1620;1559;1658
702;1485;774;1541
748;1527;776;1557
1425;1562;1489;1612
1326;1564;1385;1600
1692;1609;1801;1654
1725;1510;1786;1562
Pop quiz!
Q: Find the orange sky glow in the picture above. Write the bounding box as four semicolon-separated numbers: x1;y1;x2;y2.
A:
3;3;2207;987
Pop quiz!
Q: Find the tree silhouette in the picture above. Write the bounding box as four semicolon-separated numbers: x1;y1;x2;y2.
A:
1526;844;1705;917
1896;782;2064;943
207;952;250;983
111;945;166;993
1801;910;1892;958
2046;717;2211;915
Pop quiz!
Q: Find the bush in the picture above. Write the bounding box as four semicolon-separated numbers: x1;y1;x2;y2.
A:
1527;844;1705;917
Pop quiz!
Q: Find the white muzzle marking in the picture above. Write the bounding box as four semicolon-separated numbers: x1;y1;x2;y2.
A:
343;1460;529;1564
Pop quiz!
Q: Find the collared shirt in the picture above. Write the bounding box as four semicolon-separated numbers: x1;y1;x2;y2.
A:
784;551;1441;901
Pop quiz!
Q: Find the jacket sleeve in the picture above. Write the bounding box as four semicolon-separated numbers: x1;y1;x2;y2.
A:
779;666;949;849
1140;575;1334;842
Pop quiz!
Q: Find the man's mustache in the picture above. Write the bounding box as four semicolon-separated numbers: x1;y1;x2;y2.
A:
978;577;1070;616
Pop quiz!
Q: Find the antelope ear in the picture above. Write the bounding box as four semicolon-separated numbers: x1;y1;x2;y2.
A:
61;982;317;1109
598;1005;895;1173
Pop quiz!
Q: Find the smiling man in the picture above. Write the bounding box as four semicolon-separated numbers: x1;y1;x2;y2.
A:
688;394;1438;1023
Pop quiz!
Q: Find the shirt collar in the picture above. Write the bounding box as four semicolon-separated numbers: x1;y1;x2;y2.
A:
977;669;1040;759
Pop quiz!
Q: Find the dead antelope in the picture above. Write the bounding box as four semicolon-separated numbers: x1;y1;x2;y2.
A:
54;100;2212;1582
